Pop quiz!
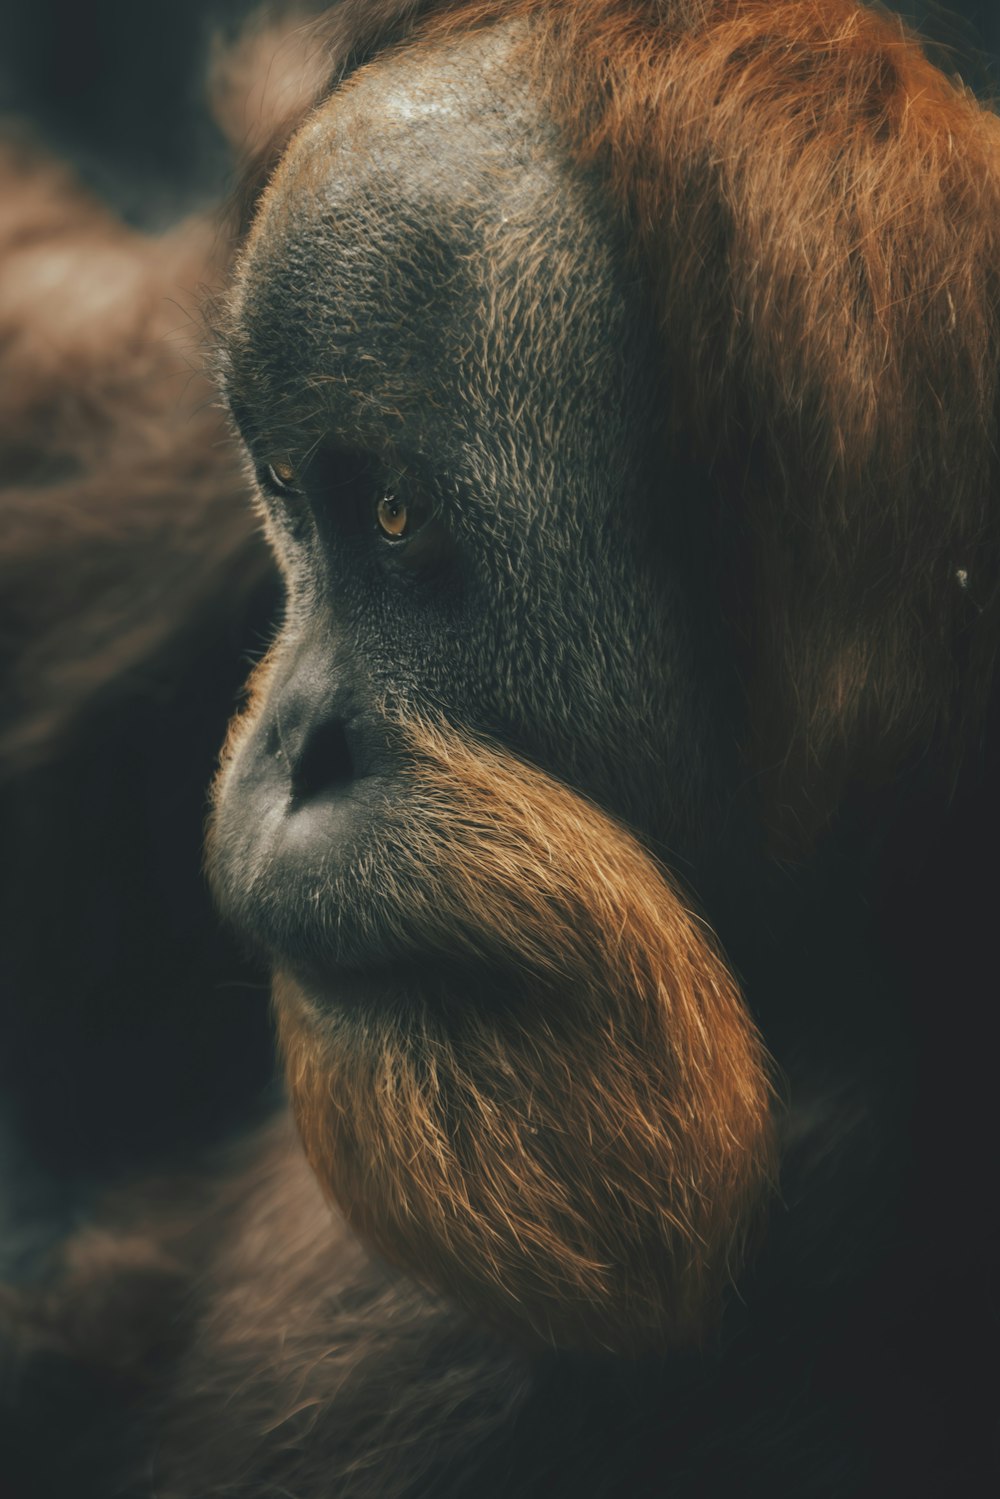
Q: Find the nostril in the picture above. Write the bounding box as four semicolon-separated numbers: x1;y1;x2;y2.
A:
290;718;355;804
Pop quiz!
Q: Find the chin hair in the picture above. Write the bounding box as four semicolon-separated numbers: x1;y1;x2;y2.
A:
274;718;778;1355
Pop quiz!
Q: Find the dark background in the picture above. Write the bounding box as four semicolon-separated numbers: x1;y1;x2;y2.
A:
1;1;998;226
0;0;266;224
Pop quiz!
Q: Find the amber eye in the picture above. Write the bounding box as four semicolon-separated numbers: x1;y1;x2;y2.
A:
375;494;410;538
265;460;298;493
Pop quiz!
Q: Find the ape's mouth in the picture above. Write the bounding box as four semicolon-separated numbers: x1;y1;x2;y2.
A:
207;773;394;972
207;678;405;969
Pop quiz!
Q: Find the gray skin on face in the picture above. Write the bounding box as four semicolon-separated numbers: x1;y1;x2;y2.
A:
211;21;738;977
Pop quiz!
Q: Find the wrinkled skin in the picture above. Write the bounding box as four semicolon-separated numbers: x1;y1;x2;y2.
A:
211;26;738;974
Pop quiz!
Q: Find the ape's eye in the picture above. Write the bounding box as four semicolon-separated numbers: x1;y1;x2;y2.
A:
265;460;298;493
371;485;449;574
376;494;416;539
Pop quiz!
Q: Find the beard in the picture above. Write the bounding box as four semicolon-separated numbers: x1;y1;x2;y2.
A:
270;718;777;1355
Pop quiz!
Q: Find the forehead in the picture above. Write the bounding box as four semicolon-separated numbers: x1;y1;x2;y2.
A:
224;23;642;466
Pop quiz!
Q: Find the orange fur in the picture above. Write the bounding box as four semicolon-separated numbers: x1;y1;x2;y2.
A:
276;719;776;1355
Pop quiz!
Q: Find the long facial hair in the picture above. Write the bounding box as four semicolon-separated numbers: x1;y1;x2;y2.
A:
273;718;777;1355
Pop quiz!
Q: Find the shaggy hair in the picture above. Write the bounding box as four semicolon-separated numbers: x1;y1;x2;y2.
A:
273;719;776;1354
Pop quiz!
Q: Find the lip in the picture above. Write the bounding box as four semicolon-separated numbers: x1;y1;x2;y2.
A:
208;732;393;970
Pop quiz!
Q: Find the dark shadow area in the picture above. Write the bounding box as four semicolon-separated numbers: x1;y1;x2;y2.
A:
0;0;260;225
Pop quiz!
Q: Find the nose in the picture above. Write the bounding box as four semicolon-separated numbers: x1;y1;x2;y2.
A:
288;715;355;804
209;653;380;967
256;648;363;806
